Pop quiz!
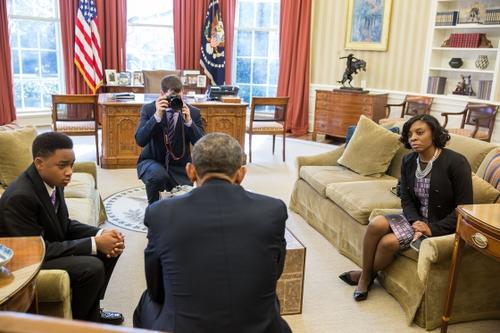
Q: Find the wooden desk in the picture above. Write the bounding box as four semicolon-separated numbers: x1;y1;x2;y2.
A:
312;90;388;140
98;94;248;169
441;204;500;332
0;237;45;312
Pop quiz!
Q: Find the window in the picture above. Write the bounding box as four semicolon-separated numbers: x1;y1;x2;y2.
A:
233;0;279;104
7;0;64;114
126;0;174;71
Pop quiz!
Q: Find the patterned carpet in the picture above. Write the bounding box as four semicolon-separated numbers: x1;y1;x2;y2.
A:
104;186;148;233
104;185;193;233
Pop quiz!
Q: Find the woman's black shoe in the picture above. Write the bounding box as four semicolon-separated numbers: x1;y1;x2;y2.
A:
353;276;375;302
353;289;369;301
338;271;358;286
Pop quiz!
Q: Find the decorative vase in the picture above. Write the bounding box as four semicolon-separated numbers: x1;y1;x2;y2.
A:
475;55;489;70
448;58;463;68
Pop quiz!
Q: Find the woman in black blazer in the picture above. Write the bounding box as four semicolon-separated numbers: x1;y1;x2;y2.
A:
339;114;472;301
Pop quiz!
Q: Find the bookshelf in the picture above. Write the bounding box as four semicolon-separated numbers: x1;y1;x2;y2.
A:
422;0;500;101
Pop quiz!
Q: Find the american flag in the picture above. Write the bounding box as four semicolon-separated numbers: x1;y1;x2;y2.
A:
74;0;103;93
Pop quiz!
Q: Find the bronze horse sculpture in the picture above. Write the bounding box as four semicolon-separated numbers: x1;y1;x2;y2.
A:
338;57;366;88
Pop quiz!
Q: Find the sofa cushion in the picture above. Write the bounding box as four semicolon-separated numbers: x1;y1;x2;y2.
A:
472;173;500;204
386;145;412;179
446;134;496;173
64;173;96;198
66;198;97;226
338;115;401;176
0;126;37;186
300;165;394;197
345;125;400;147
325;179;401;224
476;148;499;190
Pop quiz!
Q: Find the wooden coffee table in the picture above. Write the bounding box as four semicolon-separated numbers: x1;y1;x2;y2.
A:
0;237;45;312
277;228;306;315
441;204;500;332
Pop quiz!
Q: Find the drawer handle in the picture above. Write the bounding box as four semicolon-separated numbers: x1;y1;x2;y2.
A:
471;232;488;249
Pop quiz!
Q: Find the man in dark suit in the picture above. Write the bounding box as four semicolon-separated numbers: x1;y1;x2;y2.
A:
133;133;292;333
0;132;124;324
135;75;205;205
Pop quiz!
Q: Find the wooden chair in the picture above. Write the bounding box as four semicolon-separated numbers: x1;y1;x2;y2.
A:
379;95;433;126
142;70;182;93
246;97;289;163
51;94;99;165
441;102;498;142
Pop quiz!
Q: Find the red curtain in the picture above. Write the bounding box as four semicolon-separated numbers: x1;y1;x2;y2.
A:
220;0;236;84
59;0;92;94
0;0;16;125
59;0;126;94
97;0;127;72
173;0;208;71
173;0;235;84
276;0;312;136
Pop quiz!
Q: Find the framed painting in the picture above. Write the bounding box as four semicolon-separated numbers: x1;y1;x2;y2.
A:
345;0;393;51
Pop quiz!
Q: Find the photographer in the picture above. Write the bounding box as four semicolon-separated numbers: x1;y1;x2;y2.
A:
135;75;205;204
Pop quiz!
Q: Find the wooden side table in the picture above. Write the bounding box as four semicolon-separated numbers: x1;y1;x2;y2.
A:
277;228;306;315
0;237;45;313
441;204;500;333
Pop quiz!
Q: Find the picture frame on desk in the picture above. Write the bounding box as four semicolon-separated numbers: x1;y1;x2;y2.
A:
345;0;393;51
132;71;144;85
105;69;117;85
118;71;131;85
182;70;201;86
197;75;207;88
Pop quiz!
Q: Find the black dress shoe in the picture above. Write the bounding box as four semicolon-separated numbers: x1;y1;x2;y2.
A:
339;271;359;286
100;309;124;325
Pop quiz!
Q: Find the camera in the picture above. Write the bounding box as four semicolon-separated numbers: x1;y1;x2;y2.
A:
166;95;183;111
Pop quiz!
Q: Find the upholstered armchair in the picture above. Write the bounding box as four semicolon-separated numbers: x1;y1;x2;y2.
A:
246;97;289;163
142;70;182;93
379;95;433;127
441;102;498;142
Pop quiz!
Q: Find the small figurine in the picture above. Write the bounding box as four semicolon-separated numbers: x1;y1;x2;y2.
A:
467;6;481;23
337;54;366;89
453;75;475;96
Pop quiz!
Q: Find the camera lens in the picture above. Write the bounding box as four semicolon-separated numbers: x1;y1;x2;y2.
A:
168;95;183;111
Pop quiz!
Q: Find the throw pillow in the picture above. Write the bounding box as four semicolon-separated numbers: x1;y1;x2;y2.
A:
481;149;499;190
472;173;500;204
345;125;400;147
338;115;401;176
0;126;37;186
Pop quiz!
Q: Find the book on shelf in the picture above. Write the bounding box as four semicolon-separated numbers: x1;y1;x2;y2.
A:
427;76;447;95
436;11;459;26
484;8;500;25
444;33;483;48
477;80;493;100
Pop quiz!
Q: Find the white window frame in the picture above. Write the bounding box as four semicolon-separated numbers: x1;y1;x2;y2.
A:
126;0;175;71
232;0;280;104
8;0;65;116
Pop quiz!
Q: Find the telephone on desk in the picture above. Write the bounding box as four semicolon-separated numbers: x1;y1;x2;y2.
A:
206;85;239;101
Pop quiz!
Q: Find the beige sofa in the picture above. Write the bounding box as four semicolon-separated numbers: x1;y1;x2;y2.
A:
290;131;500;330
0;124;106;318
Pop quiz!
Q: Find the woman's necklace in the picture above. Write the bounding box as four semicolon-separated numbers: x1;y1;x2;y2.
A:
415;148;440;179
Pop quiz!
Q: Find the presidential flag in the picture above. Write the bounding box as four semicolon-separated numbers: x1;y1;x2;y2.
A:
200;0;225;86
74;0;103;93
